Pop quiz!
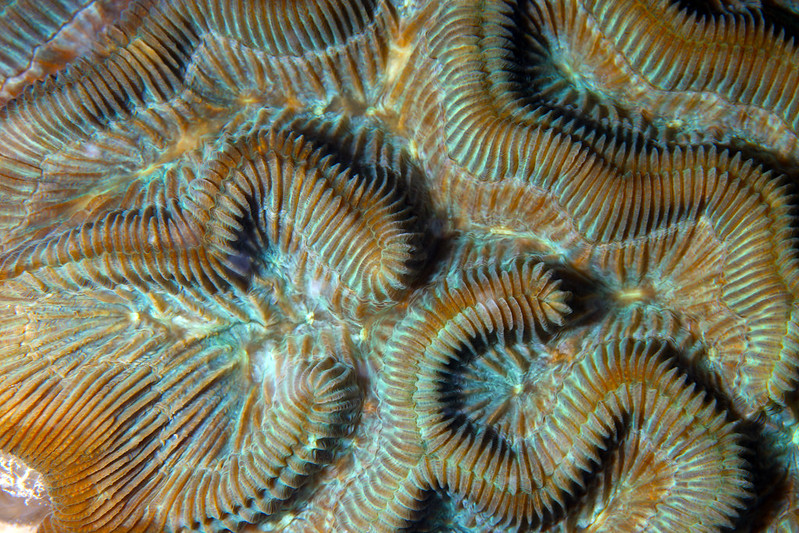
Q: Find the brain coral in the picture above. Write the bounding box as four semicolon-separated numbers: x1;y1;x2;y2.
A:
1;0;799;532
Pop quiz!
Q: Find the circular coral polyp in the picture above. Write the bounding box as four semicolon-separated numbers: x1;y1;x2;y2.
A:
437;341;558;447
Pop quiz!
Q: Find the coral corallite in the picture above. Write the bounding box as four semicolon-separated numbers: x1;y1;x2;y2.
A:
3;0;799;531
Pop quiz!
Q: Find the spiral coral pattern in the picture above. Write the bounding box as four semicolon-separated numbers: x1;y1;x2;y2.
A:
2;0;799;532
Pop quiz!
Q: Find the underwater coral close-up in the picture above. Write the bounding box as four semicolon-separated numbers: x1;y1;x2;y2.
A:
3;0;799;531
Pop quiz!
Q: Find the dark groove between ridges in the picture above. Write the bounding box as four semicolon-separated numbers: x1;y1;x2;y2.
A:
729;417;785;532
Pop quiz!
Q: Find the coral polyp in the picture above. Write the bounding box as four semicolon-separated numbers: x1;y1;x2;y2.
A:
1;0;799;532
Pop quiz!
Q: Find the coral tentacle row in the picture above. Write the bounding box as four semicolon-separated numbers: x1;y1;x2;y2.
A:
150;333;361;533
438;129;799;417
380;259;749;530
0;310;360;532
0;0;209;249
427;0;799;415
430;0;799;178
0;204;228;294
185;127;424;318
380;260;570;529
535;0;799;159
177;0;382;56
0;0;133;104
178;0;397;106
543;341;748;532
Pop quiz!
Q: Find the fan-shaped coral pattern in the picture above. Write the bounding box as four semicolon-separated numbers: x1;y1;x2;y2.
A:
1;0;799;532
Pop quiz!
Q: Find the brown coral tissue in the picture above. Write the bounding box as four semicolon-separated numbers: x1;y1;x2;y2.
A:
5;0;799;531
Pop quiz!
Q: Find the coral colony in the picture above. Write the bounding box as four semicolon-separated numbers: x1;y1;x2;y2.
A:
2;0;799;531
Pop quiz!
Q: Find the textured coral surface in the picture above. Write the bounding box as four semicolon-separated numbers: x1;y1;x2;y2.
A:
1;0;799;531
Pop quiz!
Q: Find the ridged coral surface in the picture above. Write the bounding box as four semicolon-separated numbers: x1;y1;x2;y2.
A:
2;0;799;531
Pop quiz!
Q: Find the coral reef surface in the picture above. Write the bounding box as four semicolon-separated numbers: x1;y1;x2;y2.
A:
1;0;799;531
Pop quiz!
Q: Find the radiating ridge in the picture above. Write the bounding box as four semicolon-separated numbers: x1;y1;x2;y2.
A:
186;126;426;318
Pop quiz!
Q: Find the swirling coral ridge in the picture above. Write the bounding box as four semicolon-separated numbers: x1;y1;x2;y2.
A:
1;0;799;531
